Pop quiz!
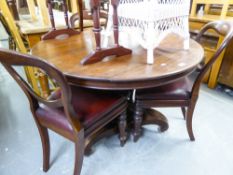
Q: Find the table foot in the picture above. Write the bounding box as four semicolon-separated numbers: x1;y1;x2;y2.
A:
81;46;132;65
142;108;169;132
84;122;118;156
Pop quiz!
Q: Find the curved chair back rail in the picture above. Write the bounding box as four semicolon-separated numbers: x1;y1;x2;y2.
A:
0;49;80;128
192;21;233;97
0;49;128;175
0;0;52;97
134;20;233;142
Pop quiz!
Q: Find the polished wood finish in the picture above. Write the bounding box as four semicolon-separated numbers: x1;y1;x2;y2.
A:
41;0;80;40
0;49;128;175
81;0;132;65
133;21;233;142
32;29;204;90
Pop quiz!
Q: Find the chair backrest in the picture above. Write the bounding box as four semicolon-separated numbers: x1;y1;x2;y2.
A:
0;48;82;131
6;0;20;20
0;12;16;50
0;0;27;53
0;1;51;96
192;21;233;97
41;0;82;40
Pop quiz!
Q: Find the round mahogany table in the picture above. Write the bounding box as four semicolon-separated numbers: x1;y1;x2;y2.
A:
32;30;204;90
31;30;204;152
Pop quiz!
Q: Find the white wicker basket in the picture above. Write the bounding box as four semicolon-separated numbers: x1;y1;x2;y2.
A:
104;0;191;64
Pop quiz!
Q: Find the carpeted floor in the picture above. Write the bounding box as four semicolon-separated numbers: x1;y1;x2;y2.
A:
1;22;233;174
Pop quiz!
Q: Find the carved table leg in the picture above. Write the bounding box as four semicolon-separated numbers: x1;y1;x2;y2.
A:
118;112;127;146
84;108;169;155
133;107;143;142
84;121;118;156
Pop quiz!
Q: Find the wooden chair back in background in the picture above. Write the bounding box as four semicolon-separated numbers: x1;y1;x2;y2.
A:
0;0;51;97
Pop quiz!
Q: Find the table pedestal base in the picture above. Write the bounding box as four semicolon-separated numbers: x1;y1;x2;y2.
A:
84;108;169;155
133;108;169;142
143;109;169;132
84;122;118;156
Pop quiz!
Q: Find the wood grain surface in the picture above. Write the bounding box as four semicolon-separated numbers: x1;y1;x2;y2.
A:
31;29;204;90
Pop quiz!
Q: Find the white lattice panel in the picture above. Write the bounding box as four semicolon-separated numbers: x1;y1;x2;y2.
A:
104;0;191;64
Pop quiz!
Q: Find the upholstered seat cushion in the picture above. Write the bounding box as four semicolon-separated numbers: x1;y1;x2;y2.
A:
36;86;126;139
136;77;193;100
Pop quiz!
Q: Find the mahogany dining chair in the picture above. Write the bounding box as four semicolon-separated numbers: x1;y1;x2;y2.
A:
0;49;128;175
133;21;233;142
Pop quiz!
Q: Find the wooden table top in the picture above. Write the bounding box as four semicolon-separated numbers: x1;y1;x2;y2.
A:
31;29;204;90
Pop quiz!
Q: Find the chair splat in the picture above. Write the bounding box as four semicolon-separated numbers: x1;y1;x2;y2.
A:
42;0;80;40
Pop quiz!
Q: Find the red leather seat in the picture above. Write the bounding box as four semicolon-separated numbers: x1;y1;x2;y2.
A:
36;86;126;140
136;77;193;100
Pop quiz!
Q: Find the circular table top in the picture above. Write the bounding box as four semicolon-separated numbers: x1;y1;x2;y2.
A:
31;30;204;90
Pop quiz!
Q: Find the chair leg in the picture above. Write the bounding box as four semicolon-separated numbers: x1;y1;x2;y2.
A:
181;107;186;120
73;129;85;175
133;106;143;142
118;112;127;147
38;125;50;172
186;103;196;141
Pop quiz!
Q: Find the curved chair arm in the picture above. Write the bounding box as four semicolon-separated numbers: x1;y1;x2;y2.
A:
195;21;232;42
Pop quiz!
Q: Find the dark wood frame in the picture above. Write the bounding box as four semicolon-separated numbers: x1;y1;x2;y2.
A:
42;0;81;40
0;49;128;175
133;21;233;142
80;0;132;65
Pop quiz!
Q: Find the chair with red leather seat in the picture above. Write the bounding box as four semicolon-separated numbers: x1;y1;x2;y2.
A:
0;49;128;175
133;21;233;142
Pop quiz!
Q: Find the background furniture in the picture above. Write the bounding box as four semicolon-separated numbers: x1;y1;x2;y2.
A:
218;38;233;88
41;0;80;40
13;0;106;48
189;0;233;88
0;48;128;175
81;0;132;65
133;21;233;142
0;0;48;97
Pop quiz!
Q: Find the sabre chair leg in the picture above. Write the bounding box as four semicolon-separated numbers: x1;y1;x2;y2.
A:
186;103;196;141
181;107;187;120
38;125;50;172
133;106;143;142
73;130;85;175
118;112;127;147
